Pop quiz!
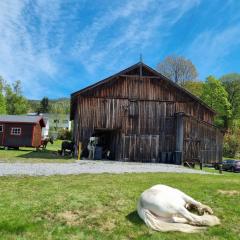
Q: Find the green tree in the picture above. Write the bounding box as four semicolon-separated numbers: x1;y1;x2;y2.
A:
220;73;240;123
39;97;50;113
182;80;204;97
0;76;6;114
5;80;29;115
50;102;63;115
50;99;70;114
201;76;232;128
157;55;198;85
28;100;40;113
223;119;240;157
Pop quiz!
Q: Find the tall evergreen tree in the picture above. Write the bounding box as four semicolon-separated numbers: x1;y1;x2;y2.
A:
39;97;50;113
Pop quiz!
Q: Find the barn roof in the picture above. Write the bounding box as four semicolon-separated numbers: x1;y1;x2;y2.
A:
71;62;215;114
0;115;46;127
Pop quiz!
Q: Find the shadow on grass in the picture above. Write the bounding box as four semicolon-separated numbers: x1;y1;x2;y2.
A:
0;222;26;234
126;210;143;226
17;150;72;160
0;147;30;152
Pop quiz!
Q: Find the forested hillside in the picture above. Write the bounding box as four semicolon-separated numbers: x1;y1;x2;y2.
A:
28;98;70;114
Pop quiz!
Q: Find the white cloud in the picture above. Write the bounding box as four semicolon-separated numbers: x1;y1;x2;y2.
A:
73;0;200;73
0;0;200;98
0;0;66;98
1;0;239;98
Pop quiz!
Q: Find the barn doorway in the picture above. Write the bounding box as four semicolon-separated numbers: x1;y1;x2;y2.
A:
93;128;119;160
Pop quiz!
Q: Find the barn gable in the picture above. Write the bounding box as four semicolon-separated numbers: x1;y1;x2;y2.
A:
71;62;157;97
71;62;215;121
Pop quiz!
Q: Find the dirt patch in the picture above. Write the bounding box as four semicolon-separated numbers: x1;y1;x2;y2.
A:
99;219;116;231
57;211;80;225
41;210;86;226
43;212;55;221
217;190;240;196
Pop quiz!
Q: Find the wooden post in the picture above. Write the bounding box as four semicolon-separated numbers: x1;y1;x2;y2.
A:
78;142;82;160
219;163;222;174
175;112;184;165
200;162;203;170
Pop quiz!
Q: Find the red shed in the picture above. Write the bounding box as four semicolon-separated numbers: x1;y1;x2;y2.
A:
0;115;45;148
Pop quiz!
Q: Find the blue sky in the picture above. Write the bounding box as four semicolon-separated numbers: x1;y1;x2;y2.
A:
0;0;239;99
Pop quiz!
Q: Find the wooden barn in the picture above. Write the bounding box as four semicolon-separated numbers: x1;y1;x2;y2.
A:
0;115;45;148
70;62;223;164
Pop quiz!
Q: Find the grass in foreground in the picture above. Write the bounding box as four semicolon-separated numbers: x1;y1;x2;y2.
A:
0;140;75;163
0;173;239;240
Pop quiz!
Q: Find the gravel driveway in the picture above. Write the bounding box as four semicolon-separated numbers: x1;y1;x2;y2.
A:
0;160;210;176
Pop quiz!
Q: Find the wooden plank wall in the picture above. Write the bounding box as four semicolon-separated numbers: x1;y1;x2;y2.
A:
121;132;176;162
72;74;221;163
74;96;177;162
80;76;215;124
183;116;223;164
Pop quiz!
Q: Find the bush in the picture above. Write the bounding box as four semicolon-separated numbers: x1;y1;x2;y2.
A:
57;128;72;140
223;132;240;158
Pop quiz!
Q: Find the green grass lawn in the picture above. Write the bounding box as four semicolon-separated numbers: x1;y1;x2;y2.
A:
0;173;239;240
0;140;75;163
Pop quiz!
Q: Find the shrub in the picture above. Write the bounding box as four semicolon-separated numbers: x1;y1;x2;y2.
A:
57;128;72;140
223;132;240;158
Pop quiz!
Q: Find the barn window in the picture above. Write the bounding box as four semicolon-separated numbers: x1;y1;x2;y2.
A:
11;127;21;135
0;125;3;133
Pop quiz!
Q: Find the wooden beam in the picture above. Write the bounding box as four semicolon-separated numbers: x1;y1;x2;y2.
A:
175;112;184;165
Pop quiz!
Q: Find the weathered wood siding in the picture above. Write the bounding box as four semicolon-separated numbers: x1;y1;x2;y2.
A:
71;64;223;164
79;76;214;123
183;116;223;164
73;95;178;162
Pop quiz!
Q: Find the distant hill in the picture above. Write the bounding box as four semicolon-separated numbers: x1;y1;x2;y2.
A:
49;97;70;103
28;98;70;114
28;97;69;104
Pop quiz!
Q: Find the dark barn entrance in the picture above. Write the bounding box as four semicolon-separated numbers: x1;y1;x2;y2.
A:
93;128;119;160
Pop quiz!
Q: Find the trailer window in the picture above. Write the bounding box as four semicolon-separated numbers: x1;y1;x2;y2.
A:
11;127;21;135
0;125;3;133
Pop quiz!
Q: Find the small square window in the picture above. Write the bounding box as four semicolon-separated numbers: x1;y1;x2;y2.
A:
11;127;21;135
0;125;3;133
